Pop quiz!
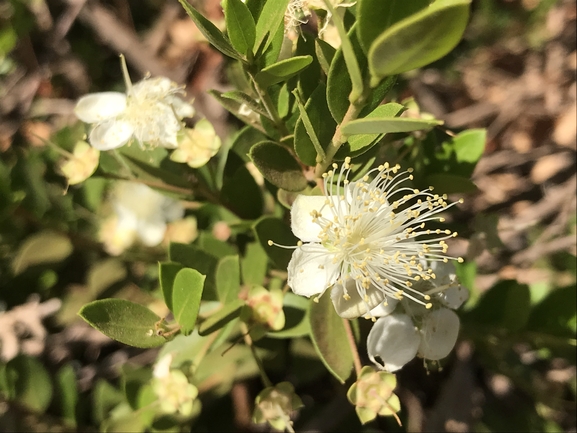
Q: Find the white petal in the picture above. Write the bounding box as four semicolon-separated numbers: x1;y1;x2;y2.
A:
290;195;327;242
367;314;420;372
369;296;399;317
441;284;469;309
167;95;195;119
418;308;460;361
137;218;167;246
330;279;389;319
89;119;134;150
287;246;339;297
75;92;127;123
162;198;185;222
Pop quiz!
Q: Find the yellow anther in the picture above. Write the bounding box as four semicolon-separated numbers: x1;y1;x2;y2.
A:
267;240;273;246
425;303;433;309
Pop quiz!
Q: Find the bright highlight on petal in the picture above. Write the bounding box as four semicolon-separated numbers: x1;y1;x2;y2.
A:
74;92;127;123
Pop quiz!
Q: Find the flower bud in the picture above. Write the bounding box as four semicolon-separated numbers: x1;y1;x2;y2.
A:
347;366;401;425
253;382;303;431
58;141;99;185
241;286;285;331
151;354;199;416
170;119;221;168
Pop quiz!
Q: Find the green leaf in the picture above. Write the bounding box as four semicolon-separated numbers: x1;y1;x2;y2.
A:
368;0;471;82
93;379;124;424
253;0;290;54
253;216;298;269
209;89;265;131
255;55;313;88
79;299;166;348
216;255;241;303
177;0;242;60
241;242;268;286
221;162;264;220
342;116;442;135
336;102;405;158
172;268;205;335
425;173;478;194
6;355;53;412
452;128;486;163
249;141;308;191
309;294;354;383
12;231;72;275
294;83;336;166
527;285;576;337
169;243;219;301
223;0;256;56
268;293;310;339
196;232;237;258
315;38;336;75
159;262;183;312
464;280;531;332
221;90;269;117
357;0;429;53
56;364;78;427
231;126;269;162
198;299;245;336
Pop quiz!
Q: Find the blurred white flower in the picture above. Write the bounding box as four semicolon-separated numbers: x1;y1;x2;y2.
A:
170;119;221;168
100;182;185;255
74;57;194;151
58;141;100;185
367;261;468;372
152;354;198;416
282;157;463;319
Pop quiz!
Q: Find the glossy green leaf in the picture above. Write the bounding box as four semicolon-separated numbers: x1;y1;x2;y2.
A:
241;242;268;286
172;268;205;335
216;255;241;303
79;299;166;348
464;280;531;332
12;231;72;275
425;173;478;194
209;89;265;131
198;299;245;336
223;0;256;56
342;116;442;135
177;0;242;60
255;55;313;88
336;102;405;158
315;38;336;75
250;141;308;191
309;294;354;383
56;364;78;427
6;355;53;412
294;83;336;166
369;0;471;82
253;216;298;269
452;128;486;163
253;0;290;54
169;243;219;301
357;0;429;53
159;261;183;312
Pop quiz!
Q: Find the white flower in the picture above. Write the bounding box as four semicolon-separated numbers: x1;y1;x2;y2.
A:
284;157;463;318
74;57;194;151
170;119;221;168
367;261;468;372
100;181;184;255
152;354;198;416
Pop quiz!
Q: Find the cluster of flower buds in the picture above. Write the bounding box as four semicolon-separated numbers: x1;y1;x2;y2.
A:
253;382;303;432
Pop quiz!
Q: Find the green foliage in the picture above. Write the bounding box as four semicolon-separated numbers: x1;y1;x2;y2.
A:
172;268;205;335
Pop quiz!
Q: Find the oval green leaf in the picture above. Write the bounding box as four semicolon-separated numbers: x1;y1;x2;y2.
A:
6;355;53;412
172;268;206;335
249;141;308;191
79;299;166;348
216;255;241;303
198;298;245;336
342;116;442;135
255;55;313;88
12;231;72;275
309;294;354;384
253;216;298;269
223;0;256;56
368;0;471;81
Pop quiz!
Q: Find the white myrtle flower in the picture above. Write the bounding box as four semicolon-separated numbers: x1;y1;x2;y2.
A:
74;56;194;151
367;261;469;372
274;157;463;319
100;181;185;255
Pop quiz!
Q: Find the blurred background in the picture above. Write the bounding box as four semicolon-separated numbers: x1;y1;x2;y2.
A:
0;0;575;431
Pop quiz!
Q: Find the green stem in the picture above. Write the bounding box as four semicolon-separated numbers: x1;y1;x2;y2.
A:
111;149;136;179
241;323;273;388
248;72;290;138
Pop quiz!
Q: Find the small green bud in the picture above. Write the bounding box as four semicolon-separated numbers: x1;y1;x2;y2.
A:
253;382;303;432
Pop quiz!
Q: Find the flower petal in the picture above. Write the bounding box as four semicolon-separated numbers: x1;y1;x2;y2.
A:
89;119;134;150
418;308;460;361
137;218;167;246
441;284;469;309
74;92;127;123
331;279;390;319
287;245;339;297
367;314;420;372
290;195;327;242
167;95;195;119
